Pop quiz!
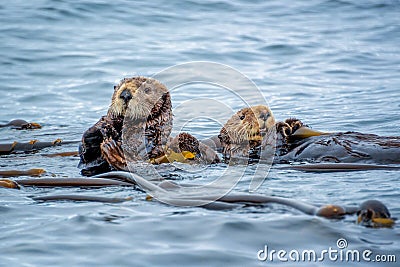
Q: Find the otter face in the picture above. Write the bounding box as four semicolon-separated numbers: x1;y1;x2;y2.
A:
251;105;275;136
108;77;149;118
125;79;170;120
221;105;275;144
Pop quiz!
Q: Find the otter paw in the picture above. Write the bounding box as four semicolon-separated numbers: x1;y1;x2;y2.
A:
101;139;127;170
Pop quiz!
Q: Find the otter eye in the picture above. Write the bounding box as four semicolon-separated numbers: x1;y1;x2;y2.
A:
144;87;151;94
239;115;245;120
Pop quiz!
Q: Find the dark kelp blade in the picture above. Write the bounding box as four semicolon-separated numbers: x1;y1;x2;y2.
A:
0;179;20;189
0;169;46;178
15;178;135;187
281;163;400;172
32;195;133;203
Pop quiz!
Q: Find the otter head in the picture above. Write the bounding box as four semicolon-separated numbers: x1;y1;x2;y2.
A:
108;77;150;118
220;105;275;145
251;105;275;137
109;77;172;161
125;78;171;122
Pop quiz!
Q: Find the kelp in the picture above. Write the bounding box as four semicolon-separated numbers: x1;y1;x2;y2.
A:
0;139;80;155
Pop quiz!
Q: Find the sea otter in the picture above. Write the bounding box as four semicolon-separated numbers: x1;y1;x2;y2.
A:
79;77;149;175
79;77;219;176
219;106;400;165
218;105;276;163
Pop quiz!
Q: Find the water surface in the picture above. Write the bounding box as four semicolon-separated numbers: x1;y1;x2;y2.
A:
1;0;399;266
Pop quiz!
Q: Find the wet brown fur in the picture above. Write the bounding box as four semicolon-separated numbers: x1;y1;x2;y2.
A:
79;77;173;175
79;77;218;175
218;105;275;161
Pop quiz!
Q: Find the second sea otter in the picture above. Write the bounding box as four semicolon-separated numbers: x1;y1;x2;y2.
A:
218;106;400;165
218;105;276;163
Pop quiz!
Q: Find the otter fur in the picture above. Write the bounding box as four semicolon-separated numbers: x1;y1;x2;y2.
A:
79;77;219;176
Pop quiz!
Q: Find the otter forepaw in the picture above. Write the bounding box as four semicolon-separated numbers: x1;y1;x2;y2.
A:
101;139;127;170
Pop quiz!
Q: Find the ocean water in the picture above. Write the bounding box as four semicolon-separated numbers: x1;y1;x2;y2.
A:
0;0;399;266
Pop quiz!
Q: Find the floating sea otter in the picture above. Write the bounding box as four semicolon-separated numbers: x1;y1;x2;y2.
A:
218;106;400;165
218;105;276;163
79;77;219;176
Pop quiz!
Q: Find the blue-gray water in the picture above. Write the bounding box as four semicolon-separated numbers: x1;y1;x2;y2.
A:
1;0;399;266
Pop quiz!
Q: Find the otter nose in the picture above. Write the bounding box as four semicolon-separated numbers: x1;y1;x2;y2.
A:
120;89;132;103
259;112;269;121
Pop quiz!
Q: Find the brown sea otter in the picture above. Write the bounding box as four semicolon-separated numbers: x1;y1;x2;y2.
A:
218;105;276;163
79;77;219;176
218;106;400;165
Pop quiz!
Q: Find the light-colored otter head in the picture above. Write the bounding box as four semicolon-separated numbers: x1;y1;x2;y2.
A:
125;78;171;121
220;105;275;144
108;77;150;118
251;105;276;137
110;77;172;161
